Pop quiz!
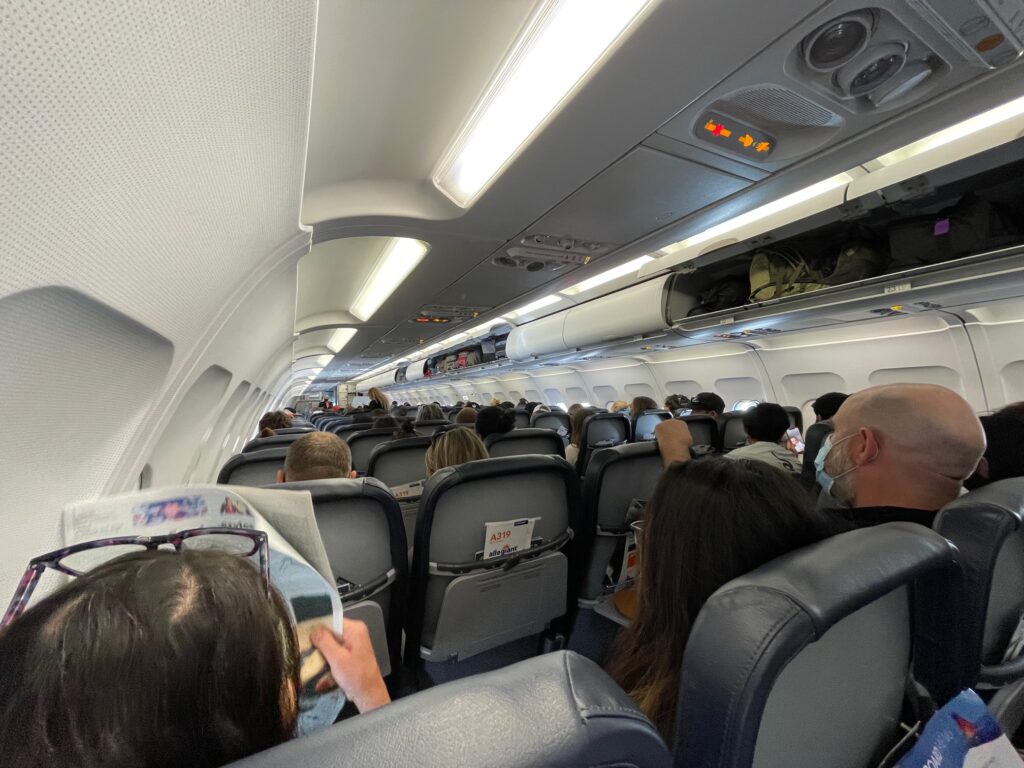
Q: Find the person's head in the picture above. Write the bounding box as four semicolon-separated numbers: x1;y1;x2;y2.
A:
964;413;1024;490
283;407;296;417
259;411;290;433
0;549;299;768
811;392;848;423
569;407;596;448
501;401;515;410
517;398;527;406
392;420;420;441
630;396;659;420
607;457;828;742
425;428;489;476
821;384;985;510
489;398;501;407
689;392;725;420
742;403;790;444
367;387;387;409
455;407;478;425
997;402;1024;418
373;415;399;429
524;402;540;415
277;432;355;483
476;406;515;439
417;403;444;421
567;403;583;418
610;400;629;414
664;394;688;413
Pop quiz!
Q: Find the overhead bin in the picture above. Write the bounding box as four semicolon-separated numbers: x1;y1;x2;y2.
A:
405;358;428;383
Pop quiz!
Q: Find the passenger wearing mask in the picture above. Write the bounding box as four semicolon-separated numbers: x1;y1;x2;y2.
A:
476;406;514;440
455;407;478;425
800;392;849;489
963;412;1024;490
815;383;986;528
277;432;357;482
565;407;596;467
0;549;389;768
688;392;725;420
606;457;829;742
629;396;659;421
724;403;799;472
424;428;489;477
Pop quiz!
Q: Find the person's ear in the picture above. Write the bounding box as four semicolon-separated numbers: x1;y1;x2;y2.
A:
277;469;285;484
851;427;880;466
349;470;357;479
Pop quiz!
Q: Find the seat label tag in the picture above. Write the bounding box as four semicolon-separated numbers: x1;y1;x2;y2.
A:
483;517;538;560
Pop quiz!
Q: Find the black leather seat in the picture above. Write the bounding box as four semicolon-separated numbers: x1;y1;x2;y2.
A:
226;651;671;768
678;414;718;451
512;410;531;429
716;410;747;453
217;447;288;486
274;426;315;435
934;478;1024;732
576;413;630;474
530;409;570;436
367;436;431;490
633;410;670;442
241;433;306;453
783;405;803;431
272;478;407;678
484;428;565;459
800;420;833;489
676;522;965;767
346;428;399;474
412;419;450;436
330;422;373;438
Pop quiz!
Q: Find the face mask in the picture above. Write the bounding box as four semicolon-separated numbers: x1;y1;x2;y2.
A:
814;433;856;497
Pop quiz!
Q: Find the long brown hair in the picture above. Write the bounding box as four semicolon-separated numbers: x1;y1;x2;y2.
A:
606;457;828;743
425;428;489;476
569;407;595;448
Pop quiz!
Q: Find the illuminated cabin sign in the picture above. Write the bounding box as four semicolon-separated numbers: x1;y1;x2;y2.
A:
696;111;776;159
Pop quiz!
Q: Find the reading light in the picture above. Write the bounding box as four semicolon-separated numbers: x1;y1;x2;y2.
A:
509;294;563;318
561;255;655;296
875;93;1024;166
351;238;430;321
432;0;651;207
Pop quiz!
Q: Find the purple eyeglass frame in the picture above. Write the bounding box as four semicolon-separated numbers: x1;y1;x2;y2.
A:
1;527;270;628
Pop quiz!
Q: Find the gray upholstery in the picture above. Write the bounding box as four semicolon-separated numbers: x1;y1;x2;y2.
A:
241;433;306;453
531;409;570;436
413;419;450;436
783;406;803;431
679;414;718;449
579;442;663;602
272;477;406;676
717;411;747;452
577;413;630;474
633;410;670;442
227;651;671;768
934;478;1024;687
216;447;288;486
484;428;565;458
367;436;431;489
346;428;399;474
408;455;583;673
676;523;964;768
330;422;372;438
513;410;531;429
275;426;314;434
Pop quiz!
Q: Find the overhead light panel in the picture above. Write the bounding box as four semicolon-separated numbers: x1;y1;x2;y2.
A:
351;238;430;322
561;256;654;296
326;328;357;353
509;294;563;318
432;0;652;207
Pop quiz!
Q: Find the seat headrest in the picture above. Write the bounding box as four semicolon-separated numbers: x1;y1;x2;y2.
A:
347;427;400;442
227;651;668;768
217;447;289;485
484;428;564;449
273;476;396;504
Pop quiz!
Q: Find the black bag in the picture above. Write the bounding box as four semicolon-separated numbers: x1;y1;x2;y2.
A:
888;194;1020;268
821;242;888;286
686;275;749;317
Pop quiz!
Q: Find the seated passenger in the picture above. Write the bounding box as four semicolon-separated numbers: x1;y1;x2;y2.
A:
800;392;849;489
524;401;541;415
454;407;478;425
687;392;725;420
258;410;290;435
609;400;629;414
606;457;829;741
655;418;694;468
725;403;799;472
816;383;985;528
0;549;388;768
476;406;515;440
565;407;597;466
964;412;1024;490
373;415;399;429
629;396;658;420
500;401;515;410
417;403;444;422
425;428;489;477
567;403;583;418
277;432;357;483
664;394;688;413
391;420;421;441
998;401;1024;418
517;398;528;407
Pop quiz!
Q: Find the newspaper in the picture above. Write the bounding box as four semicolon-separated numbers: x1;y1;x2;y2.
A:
62;485;344;735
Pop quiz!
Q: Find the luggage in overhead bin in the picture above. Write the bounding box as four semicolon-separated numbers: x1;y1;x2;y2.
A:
686;275;749;317
888;194;1021;268
748;246;830;302
464;348;482;367
819;241;887;287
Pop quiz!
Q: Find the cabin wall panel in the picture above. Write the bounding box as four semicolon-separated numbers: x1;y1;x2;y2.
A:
959;298;1024;411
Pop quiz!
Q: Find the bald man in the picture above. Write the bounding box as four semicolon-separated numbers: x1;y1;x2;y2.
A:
817;383;985;528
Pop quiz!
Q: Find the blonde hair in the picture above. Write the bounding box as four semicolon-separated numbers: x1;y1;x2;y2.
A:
425;429;489;476
368;387;388;407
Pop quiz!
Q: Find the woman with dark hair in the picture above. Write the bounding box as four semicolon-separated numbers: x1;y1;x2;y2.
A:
606;457;829;742
476;406;515;440
0;549;388;768
392;420;421;440
258;410;290;437
564;407;595;467
629;396;659;420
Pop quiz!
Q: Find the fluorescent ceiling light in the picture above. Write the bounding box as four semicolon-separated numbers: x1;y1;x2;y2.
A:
665;172;855;254
351;238;430;322
294;355;334;369
561;255;655;296
510;294;563;318
876;94;1024;167
326;328;357;354
432;0;651;207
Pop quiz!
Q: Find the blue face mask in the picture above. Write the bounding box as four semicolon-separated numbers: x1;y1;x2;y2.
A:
814;433;856;496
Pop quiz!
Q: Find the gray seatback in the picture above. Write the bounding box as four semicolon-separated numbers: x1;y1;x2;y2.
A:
272;477;406;676
347;428;397;474
484;428;565;458
227;651;671;768
679;415;718;449
531;410;570;436
577;413;630;474
413;420;450;436
717;411;747;452
579;442;663;602
408;456;582;669
216;447;287;486
274;426;314;435
934;477;1024;687
367;437;431;489
513;410;531;429
241;433;305;453
634;410;670;442
677;523;964;768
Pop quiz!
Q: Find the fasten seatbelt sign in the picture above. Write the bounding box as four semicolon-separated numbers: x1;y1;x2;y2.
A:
483;517;538;560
